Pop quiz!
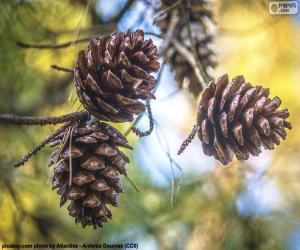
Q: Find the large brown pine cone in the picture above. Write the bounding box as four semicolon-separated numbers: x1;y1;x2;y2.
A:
156;0;216;96
197;74;292;165
48;117;132;228
74;29;160;123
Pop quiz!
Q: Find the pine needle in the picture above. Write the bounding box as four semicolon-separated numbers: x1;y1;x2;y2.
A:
125;175;139;193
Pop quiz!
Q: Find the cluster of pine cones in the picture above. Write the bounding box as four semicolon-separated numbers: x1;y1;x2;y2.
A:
49;29;160;228
48;1;216;228
46;0;292;229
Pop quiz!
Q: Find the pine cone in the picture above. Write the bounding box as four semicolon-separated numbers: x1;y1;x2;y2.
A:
74;29;160;123
196;74;292;165
49;117;132;228
156;0;216;96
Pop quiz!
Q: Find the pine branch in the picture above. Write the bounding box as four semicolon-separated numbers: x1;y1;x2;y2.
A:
16;32;160;50
14;122;72;168
0;111;88;126
16;37;90;49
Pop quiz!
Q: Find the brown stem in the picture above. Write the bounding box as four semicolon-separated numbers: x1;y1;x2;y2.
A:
0;111;88;126
51;64;73;73
14;122;72;168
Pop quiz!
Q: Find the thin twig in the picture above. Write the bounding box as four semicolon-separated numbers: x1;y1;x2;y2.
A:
144;32;162;38
51;64;73;73
0;111;88;126
16;37;90;49
177;124;197;155
183;2;210;84
132;101;154;137
16;32;160;50
14;122;72;168
153;0;183;24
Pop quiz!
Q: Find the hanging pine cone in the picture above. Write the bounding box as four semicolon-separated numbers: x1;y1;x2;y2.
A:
74;29;160;123
179;74;292;165
48;117;132;228
155;0;216;96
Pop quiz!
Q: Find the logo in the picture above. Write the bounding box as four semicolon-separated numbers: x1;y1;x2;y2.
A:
269;1;298;15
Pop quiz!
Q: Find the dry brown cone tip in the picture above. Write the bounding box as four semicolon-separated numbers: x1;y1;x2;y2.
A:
178;74;292;165
156;0;216;96
49;117;132;229
74;29;160;123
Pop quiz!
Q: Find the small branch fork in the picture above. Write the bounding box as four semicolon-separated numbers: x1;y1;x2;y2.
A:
0;111;88;126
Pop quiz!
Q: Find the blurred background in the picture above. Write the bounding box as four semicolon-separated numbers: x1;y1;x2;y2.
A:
0;0;300;249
